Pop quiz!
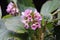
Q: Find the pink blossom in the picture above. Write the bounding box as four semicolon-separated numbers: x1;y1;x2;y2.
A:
21;9;42;30
21;20;28;24
6;2;19;15
22;9;32;17
27;15;33;22
7;4;13;9
31;24;37;30
6;2;13;13
10;8;16;15
6;8;11;13
35;22;41;28
34;10;42;21
24;23;29;29
25;9;32;15
34;15;42;21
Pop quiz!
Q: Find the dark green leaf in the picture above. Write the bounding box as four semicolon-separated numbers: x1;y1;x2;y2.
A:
17;0;34;7
17;0;35;12
46;22;53;31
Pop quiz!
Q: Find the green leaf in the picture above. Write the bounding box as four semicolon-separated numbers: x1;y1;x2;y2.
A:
18;4;27;12
46;22;53;31
17;3;35;12
41;0;60;21
3;15;13;19
57;8;60;25
0;29;11;40
5;16;27;33
41;1;53;21
17;0;34;7
49;0;60;12
0;28;22;40
41;1;51;14
17;0;35;12
0;20;13;40
41;0;60;14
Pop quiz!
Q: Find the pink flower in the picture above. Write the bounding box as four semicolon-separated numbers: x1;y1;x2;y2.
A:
21;20;26;24
6;2;19;15
10;8;16;15
21;9;42;30
31;24;37;30
7;2;13;8
34;15;42;21
34;10;42;21
7;4;13;9
25;9;32;15
22;9;32;17
35;22;41;28
24;23;29;29
6;8;11;13
27;15;33;22
6;2;14;13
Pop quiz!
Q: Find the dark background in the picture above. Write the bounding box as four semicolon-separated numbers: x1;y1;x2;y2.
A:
0;0;60;40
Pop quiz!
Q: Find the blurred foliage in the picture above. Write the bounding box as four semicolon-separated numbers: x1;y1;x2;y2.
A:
3;15;13;19
17;0;34;7
0;0;60;40
5;16;27;33
17;0;35;12
41;0;60;22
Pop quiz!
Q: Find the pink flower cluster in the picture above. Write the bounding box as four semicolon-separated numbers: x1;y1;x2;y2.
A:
6;2;19;15
21;9;42;30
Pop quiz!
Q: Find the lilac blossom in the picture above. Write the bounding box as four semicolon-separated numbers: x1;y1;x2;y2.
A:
21;9;42;30
6;2;13;13
24;23;29;29
31;24;37;30
35;22;41;28
22;9;32;17
6;2;19;15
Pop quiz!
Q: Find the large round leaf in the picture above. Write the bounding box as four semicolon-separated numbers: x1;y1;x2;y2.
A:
5;16;27;33
41;1;53;21
41;0;60;14
0;29;11;40
0;20;13;40
0;29;21;40
41;0;60;21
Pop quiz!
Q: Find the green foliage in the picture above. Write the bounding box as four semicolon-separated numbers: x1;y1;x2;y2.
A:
0;19;13;40
3;15;13;19
46;22;53;31
17;0;34;7
5;16;27;33
17;0;35;12
0;0;60;40
0;17;27;40
41;0;60;21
